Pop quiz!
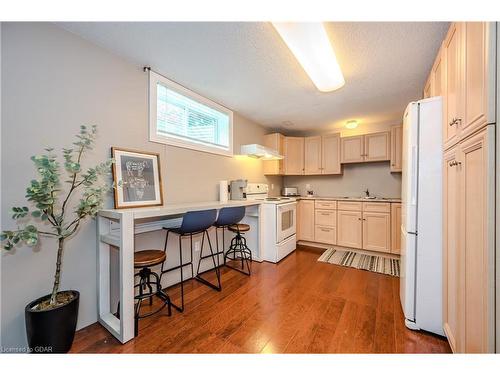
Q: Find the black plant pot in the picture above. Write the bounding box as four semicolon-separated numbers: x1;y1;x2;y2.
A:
25;290;79;354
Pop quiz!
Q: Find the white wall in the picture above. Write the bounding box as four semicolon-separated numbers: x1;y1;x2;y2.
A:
0;22;281;349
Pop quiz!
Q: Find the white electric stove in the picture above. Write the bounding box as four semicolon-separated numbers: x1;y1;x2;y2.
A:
245;183;297;263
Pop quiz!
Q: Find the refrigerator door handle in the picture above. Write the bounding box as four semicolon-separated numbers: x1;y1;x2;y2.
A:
411;145;418;205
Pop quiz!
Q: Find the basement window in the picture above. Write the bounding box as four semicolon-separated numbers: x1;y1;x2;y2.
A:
148;70;233;156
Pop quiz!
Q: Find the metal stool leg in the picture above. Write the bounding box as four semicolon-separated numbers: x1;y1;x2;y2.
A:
224;231;251;276
160;230;198;313
176;235;185;312
133;267;173;336
147;273;153;306
195;230;222;291
151;271;172;317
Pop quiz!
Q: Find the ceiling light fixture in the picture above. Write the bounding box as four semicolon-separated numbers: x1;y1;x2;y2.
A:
272;22;345;92
345;120;358;129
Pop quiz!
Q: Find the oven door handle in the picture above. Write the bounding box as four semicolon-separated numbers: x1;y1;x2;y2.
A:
277;202;297;211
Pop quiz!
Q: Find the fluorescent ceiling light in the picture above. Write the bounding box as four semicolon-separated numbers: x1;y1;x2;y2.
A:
272;22;345;92
345;120;358;129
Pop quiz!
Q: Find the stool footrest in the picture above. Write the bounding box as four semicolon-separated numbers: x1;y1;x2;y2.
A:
199;250;223;260
224;261;251;276
195;274;222;291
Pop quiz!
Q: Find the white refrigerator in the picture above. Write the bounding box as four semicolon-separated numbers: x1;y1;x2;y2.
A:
400;96;444;336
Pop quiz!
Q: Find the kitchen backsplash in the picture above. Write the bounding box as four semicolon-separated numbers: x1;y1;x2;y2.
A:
283;162;402;198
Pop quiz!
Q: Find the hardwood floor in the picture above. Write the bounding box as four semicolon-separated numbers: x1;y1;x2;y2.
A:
71;245;451;353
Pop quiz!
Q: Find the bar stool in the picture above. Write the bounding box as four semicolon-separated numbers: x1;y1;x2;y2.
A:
214;206;252;276
160;209;219;313
132;249;172;336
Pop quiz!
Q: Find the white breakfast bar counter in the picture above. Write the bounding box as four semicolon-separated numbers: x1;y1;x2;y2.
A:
96;200;262;343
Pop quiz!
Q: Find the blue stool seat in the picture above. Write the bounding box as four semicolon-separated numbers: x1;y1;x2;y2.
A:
214;206;252;276
215;206;245;227
160;209;219;313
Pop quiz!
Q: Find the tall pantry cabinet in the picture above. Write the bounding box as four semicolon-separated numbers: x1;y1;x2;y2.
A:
436;22;497;353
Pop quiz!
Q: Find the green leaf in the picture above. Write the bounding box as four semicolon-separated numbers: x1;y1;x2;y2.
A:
31;210;41;217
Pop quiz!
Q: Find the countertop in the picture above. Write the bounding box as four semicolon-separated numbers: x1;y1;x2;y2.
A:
294;196;402;203
98;200;260;219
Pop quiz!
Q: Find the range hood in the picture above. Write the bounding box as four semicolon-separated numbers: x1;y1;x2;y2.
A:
240;144;283;160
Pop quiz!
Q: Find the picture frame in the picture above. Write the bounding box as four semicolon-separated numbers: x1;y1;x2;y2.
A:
111;147;164;209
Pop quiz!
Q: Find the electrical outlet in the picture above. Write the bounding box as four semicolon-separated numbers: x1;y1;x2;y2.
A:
194;241;201;252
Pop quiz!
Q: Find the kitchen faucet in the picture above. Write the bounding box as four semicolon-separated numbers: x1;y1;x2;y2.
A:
364;188;370;197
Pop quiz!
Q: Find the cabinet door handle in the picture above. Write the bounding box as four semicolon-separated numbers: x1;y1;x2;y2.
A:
449;118;461;126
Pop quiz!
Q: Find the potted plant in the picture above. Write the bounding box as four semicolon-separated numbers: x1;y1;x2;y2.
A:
1;125;113;353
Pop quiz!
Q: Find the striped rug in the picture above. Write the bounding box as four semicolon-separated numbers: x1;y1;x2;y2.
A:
318;248;400;277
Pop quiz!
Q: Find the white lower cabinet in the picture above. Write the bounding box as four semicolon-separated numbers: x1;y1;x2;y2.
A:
443;126;495;353
298;199;399;255
391;203;402;254
297;200;315;241
362;212;391;253
336;210;362;249
314;209;336;227
314;226;336;245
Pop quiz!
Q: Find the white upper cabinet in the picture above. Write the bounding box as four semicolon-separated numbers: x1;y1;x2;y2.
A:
364;132;390;162
263;133;285;175
340;135;365;163
462;22;496;139
442;22;496;151
390;125;403;172
284;136;305;175
443;22;463;149
321;133;342;174
276;134;342;176
341;132;390;164
304;136;322;175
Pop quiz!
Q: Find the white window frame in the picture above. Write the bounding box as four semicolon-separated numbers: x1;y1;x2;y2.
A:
148;70;234;157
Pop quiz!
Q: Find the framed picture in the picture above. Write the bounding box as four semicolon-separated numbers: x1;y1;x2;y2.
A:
111;148;164;209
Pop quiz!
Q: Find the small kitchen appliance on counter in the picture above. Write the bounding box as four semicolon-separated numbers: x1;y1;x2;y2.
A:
305;184;314;197
229;179;247;200
281;187;300;197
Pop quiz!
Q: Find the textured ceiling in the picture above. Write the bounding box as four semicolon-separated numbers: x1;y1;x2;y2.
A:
57;22;449;132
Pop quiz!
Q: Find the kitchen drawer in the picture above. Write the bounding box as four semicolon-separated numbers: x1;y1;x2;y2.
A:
314;200;337;210
315;209;337;227
337;201;362;211
362;202;391;213
314;225;336;245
